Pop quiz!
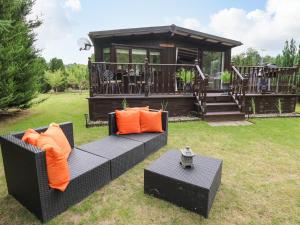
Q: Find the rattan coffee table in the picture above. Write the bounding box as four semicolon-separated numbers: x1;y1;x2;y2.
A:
144;150;222;218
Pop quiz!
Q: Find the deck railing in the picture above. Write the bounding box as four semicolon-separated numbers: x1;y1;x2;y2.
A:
88;58;200;96
232;65;299;94
195;64;208;115
230;66;248;112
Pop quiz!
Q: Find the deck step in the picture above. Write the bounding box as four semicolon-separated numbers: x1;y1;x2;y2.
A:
206;102;239;112
204;111;245;122
206;93;232;103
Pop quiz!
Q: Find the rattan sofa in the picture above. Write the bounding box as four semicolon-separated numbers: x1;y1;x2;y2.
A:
0;111;168;222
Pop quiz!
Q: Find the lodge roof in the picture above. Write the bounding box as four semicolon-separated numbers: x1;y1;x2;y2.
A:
89;24;242;47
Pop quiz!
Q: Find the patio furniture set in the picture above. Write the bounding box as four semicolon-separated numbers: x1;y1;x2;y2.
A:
0;110;222;223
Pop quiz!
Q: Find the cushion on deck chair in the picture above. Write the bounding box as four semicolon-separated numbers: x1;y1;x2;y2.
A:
115;110;141;134
118;132;167;157
78;135;144;179
140;110;163;133
44;123;72;158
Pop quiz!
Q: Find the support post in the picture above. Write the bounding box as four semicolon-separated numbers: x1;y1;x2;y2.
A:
88;57;93;97
144;58;150;97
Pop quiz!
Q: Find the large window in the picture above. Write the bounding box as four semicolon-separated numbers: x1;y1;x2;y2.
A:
111;47;161;64
103;48;110;62
132;49;147;63
116;48;129;63
150;51;161;64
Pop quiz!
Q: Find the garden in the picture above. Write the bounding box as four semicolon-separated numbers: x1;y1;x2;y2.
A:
0;92;299;225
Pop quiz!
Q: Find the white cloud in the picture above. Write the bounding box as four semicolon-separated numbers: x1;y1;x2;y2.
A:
29;0;89;64
65;0;81;12
208;0;300;55
165;0;300;56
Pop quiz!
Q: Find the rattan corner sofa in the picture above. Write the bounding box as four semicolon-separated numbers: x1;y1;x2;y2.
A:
0;111;168;222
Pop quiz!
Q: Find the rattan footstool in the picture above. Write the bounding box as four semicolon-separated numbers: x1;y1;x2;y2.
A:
144;150;222;218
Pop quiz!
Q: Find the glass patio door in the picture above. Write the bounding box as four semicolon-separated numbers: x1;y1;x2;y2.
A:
203;51;225;90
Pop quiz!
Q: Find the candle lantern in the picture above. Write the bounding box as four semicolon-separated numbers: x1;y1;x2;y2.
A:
180;146;195;168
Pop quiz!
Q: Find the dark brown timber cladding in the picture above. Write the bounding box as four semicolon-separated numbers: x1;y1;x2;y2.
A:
245;95;297;114
88;95;195;121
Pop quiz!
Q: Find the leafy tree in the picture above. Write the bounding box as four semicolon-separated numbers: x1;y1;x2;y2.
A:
289;39;297;65
35;57;50;92
275;55;282;66
232;48;261;66
44;70;65;92
48;57;68;91
0;0;42;110
49;58;65;72
66;64;88;93
281;41;290;67
294;44;300;66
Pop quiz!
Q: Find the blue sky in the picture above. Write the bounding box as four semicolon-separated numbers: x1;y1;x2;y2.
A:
31;0;300;64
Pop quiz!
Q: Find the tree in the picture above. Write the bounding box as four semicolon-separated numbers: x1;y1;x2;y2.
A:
49;58;65;72
48;57;68;91
232;48;262;66
294;44;300;66
66;64;88;93
289;39;297;66
35;57;50;92
275;55;283;66
0;0;42;110
44;70;65;92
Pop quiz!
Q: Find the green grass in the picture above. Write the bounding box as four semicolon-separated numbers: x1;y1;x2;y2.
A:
0;92;300;225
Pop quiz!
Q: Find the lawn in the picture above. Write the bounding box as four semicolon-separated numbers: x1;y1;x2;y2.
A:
0;92;300;225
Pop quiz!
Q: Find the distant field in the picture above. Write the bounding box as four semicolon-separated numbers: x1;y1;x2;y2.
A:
0;92;299;225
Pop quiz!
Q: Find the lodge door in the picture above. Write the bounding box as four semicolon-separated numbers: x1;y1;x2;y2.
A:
202;51;225;90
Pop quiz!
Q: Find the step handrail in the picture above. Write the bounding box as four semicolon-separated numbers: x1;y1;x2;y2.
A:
230;66;248;113
194;63;208;117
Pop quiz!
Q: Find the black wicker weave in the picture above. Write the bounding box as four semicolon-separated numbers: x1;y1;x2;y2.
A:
79;136;144;179
0;122;111;223
0;111;169;223
144;150;222;218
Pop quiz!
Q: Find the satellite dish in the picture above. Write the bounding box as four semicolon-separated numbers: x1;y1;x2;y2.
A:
77;37;92;51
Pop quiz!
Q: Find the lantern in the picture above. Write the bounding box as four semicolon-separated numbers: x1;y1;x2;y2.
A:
180;146;195;168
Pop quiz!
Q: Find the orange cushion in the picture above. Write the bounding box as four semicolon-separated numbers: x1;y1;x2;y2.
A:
140;110;163;133
36;134;70;191
22;129;40;146
125;106;149;111
44;123;71;158
115;110;141;134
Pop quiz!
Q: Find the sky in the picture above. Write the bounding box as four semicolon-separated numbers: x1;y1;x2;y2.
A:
30;0;300;64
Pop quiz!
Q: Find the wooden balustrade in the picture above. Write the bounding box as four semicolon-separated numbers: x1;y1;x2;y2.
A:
233;66;299;94
230;66;248;112
88;58;198;96
195;64;208;115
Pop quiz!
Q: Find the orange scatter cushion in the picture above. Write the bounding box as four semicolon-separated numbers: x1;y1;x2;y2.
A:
44;123;71;158
36;134;70;191
22;129;40;146
140;110;163;133
115;110;141;134
125;106;149;111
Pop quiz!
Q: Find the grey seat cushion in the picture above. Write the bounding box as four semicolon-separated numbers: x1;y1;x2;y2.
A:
68;147;109;180
78;136;144;179
78;136;143;159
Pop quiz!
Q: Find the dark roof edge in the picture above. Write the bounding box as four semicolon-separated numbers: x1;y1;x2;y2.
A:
88;24;242;47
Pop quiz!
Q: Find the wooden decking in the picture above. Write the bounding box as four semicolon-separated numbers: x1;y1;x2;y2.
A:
88;92;297;121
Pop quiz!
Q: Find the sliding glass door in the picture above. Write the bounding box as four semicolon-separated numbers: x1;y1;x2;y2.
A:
203;51;225;90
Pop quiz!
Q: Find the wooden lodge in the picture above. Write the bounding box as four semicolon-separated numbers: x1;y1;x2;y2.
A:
87;25;299;121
